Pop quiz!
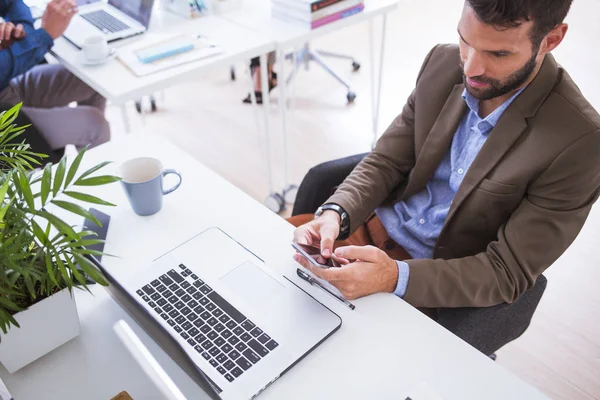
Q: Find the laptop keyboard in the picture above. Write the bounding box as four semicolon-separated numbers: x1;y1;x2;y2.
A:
136;264;279;383
81;10;130;34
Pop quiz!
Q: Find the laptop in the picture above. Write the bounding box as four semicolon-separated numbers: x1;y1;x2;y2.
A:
63;0;155;48
84;220;342;400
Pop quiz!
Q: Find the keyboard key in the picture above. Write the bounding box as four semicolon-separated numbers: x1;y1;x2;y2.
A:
193;280;204;288
175;289;186;297
161;313;169;320
142;295;150;303
241;333;252;342
222;329;233;339
202;340;214;350
191;274;199;280
249;339;270;357
151;293;161;301
233;326;244;336
168;296;178;304
200;285;212;294
180;332;189;340
157;298;167;307
221;343;233;353
179;264;186;270
151;279;160;287
163;290;173;298
156;284;167;292
219;314;231;324
174;301;185;309
242;320;256;331
188;300;199;309
228;336;240;345
181;281;191;289
214;337;225;347
169;310;180;318
186;287;196;295
148;301;156;308
181;307;192;316
195;334;207;343
235;342;247;353
226;320;237;330
231;367;243;378
174;325;182;333
193;319;205;328
212;309;224;318
181;294;192;303
224;360;235;370
154;306;162;314
182;321;192;331
243;348;261;364
187;338;196;347
224;373;234;382
200;325;211;334
214;323;225;333
189;327;199;337
258;333;271;344
250;327;263;337
163;304;174;313
209;359;218;367
209;347;220;356
207;292;245;323
217;353;227;364
194;305;205;314
159;275;173;286
136;289;144;296
195;345;203;353
142;284;155;295
193;292;203;300
199;298;210;306
207;331;218;341
175;316;186;324
167;269;184;283
201;351;211;360
265;340;279;351
181;270;191;277
187;313;198;322
207;317;218;327
206;303;216;312
229;350;240;360
167;319;175;327
201;311;211;320
169;283;178;292
236;357;252;371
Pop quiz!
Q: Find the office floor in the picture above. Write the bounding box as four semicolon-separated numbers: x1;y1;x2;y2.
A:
103;1;600;399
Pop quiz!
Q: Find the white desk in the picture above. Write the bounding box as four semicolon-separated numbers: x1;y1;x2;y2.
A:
0;134;548;399
221;0;398;204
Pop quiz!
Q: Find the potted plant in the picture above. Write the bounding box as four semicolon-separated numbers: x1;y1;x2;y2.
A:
0;104;120;373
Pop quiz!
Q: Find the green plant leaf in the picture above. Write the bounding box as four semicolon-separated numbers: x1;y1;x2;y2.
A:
74;175;121;187
75;161;112;182
52;157;67;197
0;103;21;129
38;210;78;240
66;256;88;288
51;200;101;227
45;251;58;286
74;254;108;286
30;219;49;246
0;297;21;312
17;168;35;211
41;162;52;205
65;146;88;188
54;254;71;288
63;191;116;206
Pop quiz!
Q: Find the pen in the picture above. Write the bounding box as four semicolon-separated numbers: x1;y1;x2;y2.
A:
297;268;355;310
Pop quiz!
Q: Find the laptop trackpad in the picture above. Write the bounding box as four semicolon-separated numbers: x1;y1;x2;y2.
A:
219;261;284;308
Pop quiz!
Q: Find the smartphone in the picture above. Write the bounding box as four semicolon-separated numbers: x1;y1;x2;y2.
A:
291;242;344;269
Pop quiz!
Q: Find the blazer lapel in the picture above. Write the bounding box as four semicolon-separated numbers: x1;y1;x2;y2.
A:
406;84;467;195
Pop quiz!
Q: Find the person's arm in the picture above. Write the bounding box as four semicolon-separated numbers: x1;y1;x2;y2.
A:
325;46;439;233
404;130;600;308
0;0;53;90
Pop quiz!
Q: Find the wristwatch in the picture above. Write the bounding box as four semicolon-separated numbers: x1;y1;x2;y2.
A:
315;203;350;240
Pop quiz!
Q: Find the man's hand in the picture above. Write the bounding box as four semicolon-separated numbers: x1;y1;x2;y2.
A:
0;22;26;50
293;210;340;258
293;245;399;300
41;0;78;39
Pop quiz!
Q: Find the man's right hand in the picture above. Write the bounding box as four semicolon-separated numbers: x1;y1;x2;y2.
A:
41;0;78;39
293;210;341;258
0;22;26;50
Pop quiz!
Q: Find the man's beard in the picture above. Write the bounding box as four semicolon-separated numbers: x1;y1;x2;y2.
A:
461;51;538;100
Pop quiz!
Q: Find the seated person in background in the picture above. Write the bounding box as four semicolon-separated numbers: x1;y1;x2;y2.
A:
290;0;600;310
0;0;110;151
242;53;277;105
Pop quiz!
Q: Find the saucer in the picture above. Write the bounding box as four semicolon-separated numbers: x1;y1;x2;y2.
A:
79;48;117;66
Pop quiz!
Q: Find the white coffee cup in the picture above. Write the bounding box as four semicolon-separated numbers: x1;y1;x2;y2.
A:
82;36;109;62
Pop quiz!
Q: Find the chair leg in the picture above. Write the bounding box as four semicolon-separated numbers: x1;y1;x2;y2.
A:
309;50;352;90
489;353;497;361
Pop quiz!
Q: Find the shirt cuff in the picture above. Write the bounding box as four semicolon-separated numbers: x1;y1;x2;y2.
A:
34;28;54;48
393;261;410;298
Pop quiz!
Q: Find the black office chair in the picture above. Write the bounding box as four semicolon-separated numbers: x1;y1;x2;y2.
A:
292;153;547;357
0;104;63;165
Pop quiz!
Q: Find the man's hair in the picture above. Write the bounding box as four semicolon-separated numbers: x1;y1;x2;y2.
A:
466;0;573;50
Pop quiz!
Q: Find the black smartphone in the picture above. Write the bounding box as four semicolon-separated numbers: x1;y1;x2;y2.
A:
291;242;345;269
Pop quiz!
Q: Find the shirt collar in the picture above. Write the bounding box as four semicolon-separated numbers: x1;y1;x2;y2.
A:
461;87;526;130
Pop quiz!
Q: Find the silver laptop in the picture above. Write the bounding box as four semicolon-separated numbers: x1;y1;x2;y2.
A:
63;0;155;48
118;227;342;400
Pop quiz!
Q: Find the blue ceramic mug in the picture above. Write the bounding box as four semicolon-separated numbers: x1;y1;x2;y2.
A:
117;157;182;216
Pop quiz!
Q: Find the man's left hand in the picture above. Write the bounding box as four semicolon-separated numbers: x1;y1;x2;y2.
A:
293;245;399;300
0;22;26;50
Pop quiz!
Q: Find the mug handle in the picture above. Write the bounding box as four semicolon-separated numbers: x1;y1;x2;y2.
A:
162;169;182;195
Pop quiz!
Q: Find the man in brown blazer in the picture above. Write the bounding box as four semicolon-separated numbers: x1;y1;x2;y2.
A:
290;0;600;309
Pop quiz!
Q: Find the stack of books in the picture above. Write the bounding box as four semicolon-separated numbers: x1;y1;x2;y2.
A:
271;0;365;29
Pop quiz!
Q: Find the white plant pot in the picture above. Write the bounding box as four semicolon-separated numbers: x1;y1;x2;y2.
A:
0;288;80;373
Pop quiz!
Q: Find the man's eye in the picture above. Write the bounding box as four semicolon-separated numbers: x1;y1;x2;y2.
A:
492;52;509;58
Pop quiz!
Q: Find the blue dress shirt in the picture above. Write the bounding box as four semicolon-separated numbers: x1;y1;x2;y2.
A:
0;0;53;92
376;87;524;298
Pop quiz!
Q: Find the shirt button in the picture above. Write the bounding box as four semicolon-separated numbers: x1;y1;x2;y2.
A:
457;168;464;175
419;219;425;225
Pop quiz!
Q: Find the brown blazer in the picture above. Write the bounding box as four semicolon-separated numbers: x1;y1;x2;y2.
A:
326;44;600;308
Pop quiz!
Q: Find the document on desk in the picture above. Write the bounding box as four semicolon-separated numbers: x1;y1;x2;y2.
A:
406;382;446;400
117;34;224;77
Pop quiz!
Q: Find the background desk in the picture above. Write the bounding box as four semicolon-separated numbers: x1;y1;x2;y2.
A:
0;134;548;399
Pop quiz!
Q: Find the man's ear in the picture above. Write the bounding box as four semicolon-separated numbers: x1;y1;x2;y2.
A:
540;23;568;55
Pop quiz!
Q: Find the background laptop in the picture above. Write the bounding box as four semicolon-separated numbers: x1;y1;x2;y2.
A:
83;213;341;400
63;0;155;48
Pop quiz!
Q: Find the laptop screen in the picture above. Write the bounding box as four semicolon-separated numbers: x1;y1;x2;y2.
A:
108;0;154;28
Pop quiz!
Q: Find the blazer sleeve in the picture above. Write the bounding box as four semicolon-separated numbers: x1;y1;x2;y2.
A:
325;45;439;233
404;129;600;308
